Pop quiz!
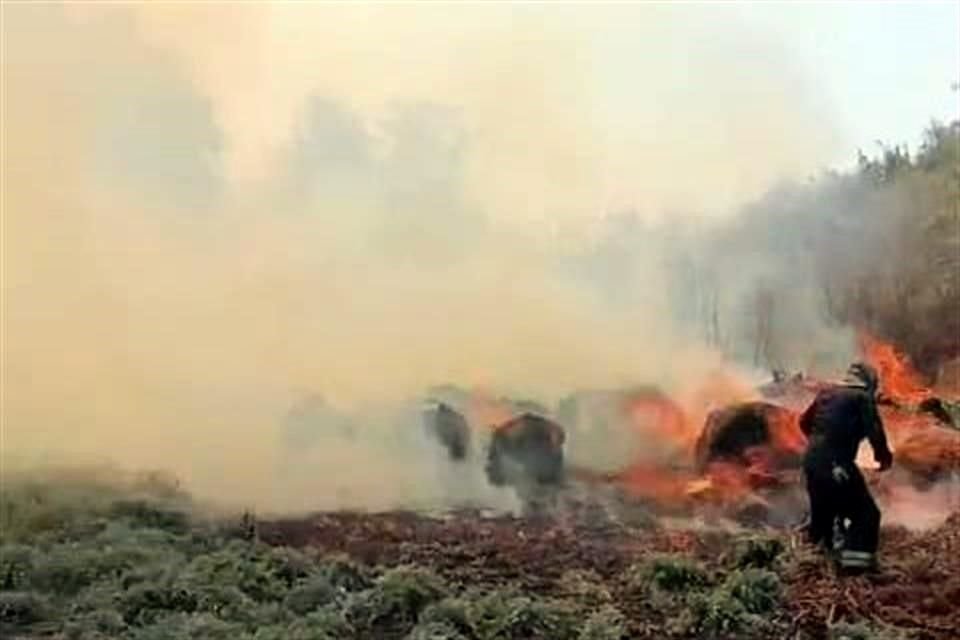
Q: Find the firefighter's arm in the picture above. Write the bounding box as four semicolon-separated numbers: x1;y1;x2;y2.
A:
864;398;893;470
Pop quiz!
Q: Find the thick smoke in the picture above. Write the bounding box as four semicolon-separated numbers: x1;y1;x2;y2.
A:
1;4;945;512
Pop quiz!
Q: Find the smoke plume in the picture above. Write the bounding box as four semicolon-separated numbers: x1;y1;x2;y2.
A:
3;4;939;512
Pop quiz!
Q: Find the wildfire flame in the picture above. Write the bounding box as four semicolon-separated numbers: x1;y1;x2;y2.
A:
859;333;933;404
458;335;956;519
605;372;806;508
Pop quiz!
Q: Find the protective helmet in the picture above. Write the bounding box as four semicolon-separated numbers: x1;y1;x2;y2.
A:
843;361;879;395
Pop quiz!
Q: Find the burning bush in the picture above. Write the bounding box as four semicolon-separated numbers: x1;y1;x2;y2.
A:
891;425;960;486
694;402;804;475
485;413;566;488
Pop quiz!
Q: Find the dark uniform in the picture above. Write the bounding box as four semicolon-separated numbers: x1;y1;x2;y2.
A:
799;363;893;571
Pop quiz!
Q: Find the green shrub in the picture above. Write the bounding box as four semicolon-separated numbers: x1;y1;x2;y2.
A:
345;565;448;630
62;608;128;639
176;541;307;604
317;552;373;593
129;612;243;640
0;543;36;589
29;546;112;596
628;554;709;593
684;589;750;637
283;575;338;615
407;620;470;640
0;590;53;630
243;606;347;640
118;547;305;628
578;605;627;640
418;597;473;635
68;579;124;612
467;590;579;640
30;540;176;596
677;571;784;640
284;606;352;639
118;582;201;625
556;569;613;606
723;569;781;614
733;536;785;570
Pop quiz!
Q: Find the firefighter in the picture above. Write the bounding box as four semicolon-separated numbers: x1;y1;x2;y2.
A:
799;362;893;572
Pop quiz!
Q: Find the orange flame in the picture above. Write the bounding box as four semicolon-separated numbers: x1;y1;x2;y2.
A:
859;333;932;404
893;426;960;479
623;390;695;454
462;391;519;431
609;372;803;507
766;408;807;455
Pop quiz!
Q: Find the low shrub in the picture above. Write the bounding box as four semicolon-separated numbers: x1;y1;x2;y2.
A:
723;569;781;614
117;581;202;625
249;606;352;640
176;541;308;604
0;590;53;630
578;605;627;640
0;543;35;589
733;536;785;570
467;590;579;640
407;620;471;640
418;597;473;635
556;569;613;606
674;569;784;639
283;575;338;615
317;552;374;593
62;608;128;640
683;589;750;637
345;565;448;630
627;554;709;593
128;612;242;640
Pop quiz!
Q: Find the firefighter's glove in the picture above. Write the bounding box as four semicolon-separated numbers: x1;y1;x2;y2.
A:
831;465;850;485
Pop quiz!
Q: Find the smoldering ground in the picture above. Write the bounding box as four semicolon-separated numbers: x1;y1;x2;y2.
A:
2;4;955;515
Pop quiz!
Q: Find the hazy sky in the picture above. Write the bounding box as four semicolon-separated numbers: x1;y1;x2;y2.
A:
733;2;959;164
585;2;959;178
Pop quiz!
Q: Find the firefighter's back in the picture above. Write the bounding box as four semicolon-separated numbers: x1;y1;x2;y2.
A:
802;386;873;467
